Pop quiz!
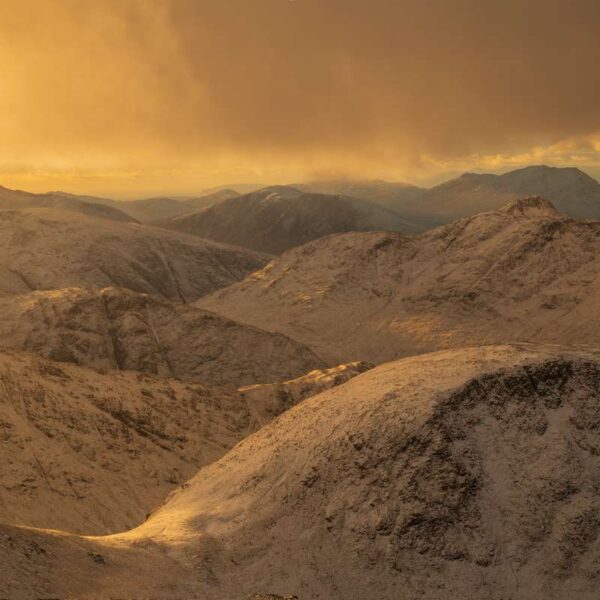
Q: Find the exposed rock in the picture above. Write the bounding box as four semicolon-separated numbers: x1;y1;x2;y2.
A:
239;361;373;417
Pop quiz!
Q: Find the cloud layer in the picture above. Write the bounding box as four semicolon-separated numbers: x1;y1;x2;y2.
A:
1;0;599;195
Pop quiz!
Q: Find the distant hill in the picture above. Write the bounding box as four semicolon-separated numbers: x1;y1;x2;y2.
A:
296;178;434;227
119;189;240;222
156;185;420;254
0;185;137;223
297;166;600;226
199;196;600;363
406;165;600;222
51;188;240;223
0;207;267;301
37;165;600;231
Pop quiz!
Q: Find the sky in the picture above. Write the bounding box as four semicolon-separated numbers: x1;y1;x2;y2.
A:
1;0;599;198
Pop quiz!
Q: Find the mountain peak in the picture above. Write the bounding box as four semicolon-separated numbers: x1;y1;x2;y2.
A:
499;196;559;217
255;185;303;199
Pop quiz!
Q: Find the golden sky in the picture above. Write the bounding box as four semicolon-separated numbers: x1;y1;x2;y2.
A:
1;0;600;197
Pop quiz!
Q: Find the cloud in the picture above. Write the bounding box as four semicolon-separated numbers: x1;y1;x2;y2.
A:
0;0;599;194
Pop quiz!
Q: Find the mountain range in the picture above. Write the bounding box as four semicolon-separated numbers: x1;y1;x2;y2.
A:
296;165;600;224
3;165;600;599
413;165;600;221
6;165;599;243
57;188;241;223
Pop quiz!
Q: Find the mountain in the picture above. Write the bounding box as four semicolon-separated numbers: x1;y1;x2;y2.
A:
296;178;434;227
411;165;600;222
201;183;266;195
0;349;358;535
0;287;324;387
295;167;600;227
0;185;138;223
51;188;240;222
118;189;241;223
156;186;420;254
4;345;600;599
198;197;600;363
0;207;267;301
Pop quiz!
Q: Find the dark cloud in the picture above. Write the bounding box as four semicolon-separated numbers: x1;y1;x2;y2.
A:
0;0;599;194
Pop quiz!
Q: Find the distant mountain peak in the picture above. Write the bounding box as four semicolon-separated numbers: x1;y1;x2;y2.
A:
511;164;585;174
499;195;559;216
255;185;303;199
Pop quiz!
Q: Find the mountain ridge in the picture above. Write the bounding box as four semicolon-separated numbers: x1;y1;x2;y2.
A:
198;197;600;363
156;186;420;254
0;348;359;535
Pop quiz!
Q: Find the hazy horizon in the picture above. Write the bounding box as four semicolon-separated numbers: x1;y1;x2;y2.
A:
1;0;599;197
2;162;599;201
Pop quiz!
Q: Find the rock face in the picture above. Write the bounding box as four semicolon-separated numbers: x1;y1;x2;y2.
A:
0;350;359;535
0;185;138;223
3;345;600;599
0;207;267;301
0;287;324;387
199;197;600;363
156;186;419;254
